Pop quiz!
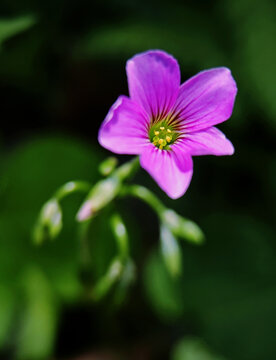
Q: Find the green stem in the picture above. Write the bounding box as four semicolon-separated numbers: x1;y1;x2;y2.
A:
120;184;166;217
55;180;91;202
114;156;140;182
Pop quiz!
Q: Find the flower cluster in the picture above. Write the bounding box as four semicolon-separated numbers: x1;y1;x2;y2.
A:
99;50;237;198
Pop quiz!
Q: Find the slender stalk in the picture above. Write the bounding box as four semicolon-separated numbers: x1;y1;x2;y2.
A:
120;184;166;216
54;180;91;201
114;156;140;182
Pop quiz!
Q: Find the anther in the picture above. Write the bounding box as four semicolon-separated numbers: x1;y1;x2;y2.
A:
166;136;171;142
158;139;164;145
167;129;172;133
154;131;160;135
160;126;165;130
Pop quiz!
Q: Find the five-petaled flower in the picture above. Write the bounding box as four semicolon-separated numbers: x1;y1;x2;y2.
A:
99;50;237;199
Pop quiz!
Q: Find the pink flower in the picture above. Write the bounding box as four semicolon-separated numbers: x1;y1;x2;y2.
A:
99;50;237;199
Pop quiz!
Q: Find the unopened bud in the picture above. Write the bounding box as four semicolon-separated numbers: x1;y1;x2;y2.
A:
33;199;62;244
162;209;204;245
99;157;118;176
77;177;120;221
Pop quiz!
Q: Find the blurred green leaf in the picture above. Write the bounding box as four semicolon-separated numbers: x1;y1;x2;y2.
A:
171;337;225;360
143;250;183;321
0;286;15;347
180;213;276;360
160;224;182;277
2;136;102;212
76;19;225;68
17;267;58;360
0;136;102;353
224;0;276;127
0;15;36;48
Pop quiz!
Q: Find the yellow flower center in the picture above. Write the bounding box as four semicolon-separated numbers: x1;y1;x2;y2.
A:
149;120;179;150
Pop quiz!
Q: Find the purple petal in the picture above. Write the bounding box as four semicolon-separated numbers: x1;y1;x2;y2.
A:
174;127;234;156
126;50;180;118
174;67;237;132
98;96;149;154
140;144;193;199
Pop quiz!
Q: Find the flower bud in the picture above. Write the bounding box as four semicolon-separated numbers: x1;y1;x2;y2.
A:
98;157;118;176
77;177;120;221
33;199;62;244
162;209;204;245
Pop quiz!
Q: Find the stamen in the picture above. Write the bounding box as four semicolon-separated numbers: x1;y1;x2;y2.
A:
149;116;180;150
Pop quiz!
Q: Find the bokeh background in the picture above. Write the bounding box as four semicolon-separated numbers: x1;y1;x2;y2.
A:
0;0;276;359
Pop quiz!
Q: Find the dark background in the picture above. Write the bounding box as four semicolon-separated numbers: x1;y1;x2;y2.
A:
0;0;275;359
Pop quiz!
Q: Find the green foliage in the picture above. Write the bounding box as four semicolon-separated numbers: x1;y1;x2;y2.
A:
143;213;276;359
0;286;15;347
0;0;275;359
76;16;225;68
17;267;57;360
143;250;184;321
171;337;225;360
0;136;102;358
223;0;276;127
0;15;36;48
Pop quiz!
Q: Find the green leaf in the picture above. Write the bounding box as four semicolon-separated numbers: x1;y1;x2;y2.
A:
224;0;276;127
160;224;182;277
0;286;15;347
76;19;225;68
17;267;58;360
143;250;184;321
0;135;102;314
0;15;36;47
171;337;225;360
